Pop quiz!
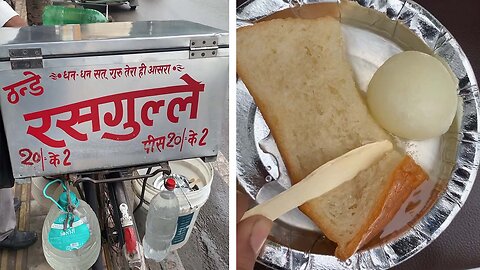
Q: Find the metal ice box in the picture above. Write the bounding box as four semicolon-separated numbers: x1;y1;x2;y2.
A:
0;20;228;179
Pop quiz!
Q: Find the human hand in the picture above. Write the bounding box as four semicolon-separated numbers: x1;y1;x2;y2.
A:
237;191;273;270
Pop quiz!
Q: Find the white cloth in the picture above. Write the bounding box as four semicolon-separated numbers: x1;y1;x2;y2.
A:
0;1;18;27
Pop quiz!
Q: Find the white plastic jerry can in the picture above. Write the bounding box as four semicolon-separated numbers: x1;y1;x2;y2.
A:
42;180;101;270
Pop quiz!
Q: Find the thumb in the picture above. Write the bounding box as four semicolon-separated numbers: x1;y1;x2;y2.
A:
236;215;273;270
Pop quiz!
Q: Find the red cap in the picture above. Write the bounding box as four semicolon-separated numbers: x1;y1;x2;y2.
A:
165;178;176;191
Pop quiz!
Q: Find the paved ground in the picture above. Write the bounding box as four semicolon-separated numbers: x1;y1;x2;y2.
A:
2;0;229;269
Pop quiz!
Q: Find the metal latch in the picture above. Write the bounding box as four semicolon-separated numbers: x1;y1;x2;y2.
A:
189;37;218;59
9;48;43;70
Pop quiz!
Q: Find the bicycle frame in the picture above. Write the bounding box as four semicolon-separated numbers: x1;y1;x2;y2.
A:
60;162;171;270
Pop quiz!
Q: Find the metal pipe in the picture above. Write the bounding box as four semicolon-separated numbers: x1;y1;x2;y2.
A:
83;181;107;270
111;179;145;269
73;167;171;185
107;181;123;246
133;167;151;214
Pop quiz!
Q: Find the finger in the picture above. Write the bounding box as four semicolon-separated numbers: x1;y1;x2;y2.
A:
237;190;250;222
236;215;273;270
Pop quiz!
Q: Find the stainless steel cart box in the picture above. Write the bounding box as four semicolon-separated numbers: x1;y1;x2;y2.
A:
0;21;228;179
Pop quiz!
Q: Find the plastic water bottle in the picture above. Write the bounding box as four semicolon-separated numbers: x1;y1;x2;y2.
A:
143;178;180;262
42;6;107;25
42;187;101;270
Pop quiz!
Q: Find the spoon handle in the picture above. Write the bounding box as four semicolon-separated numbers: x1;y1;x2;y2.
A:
241;140;393;222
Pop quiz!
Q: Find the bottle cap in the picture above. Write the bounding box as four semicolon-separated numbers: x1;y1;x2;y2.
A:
58;191;79;209
165;178;176;191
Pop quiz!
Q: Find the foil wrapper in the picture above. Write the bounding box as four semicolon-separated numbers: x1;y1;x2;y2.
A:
236;0;479;269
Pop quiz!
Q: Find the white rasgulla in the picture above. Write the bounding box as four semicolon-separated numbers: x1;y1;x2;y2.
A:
367;51;458;140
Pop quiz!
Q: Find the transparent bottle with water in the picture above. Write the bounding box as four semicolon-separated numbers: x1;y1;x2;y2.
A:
42;180;101;270
143;178;180;262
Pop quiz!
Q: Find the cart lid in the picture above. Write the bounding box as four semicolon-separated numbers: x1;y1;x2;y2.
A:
0;20;228;60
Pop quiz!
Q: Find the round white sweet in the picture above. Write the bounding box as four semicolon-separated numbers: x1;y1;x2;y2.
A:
367;51;458;140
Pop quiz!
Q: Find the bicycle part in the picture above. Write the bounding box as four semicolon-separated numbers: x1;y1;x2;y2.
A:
112;180;145;270
107;180;124;243
133;167;152;214
100;172;145;270
71;164;171;185
98;184;115;270
76;184;86;202
83;181;107;270
100;181;128;269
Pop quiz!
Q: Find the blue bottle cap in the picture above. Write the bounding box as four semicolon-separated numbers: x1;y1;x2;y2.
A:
58;191;79;210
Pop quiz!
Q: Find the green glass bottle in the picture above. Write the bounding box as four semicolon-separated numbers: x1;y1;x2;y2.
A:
42;5;107;25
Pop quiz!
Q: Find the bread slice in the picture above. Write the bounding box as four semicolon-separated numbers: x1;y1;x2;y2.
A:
237;17;428;259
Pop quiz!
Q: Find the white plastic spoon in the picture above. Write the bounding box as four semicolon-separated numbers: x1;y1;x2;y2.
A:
241;140;393;222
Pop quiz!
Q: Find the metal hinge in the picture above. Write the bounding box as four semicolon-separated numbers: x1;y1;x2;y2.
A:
189;37;218;59
9;48;43;70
